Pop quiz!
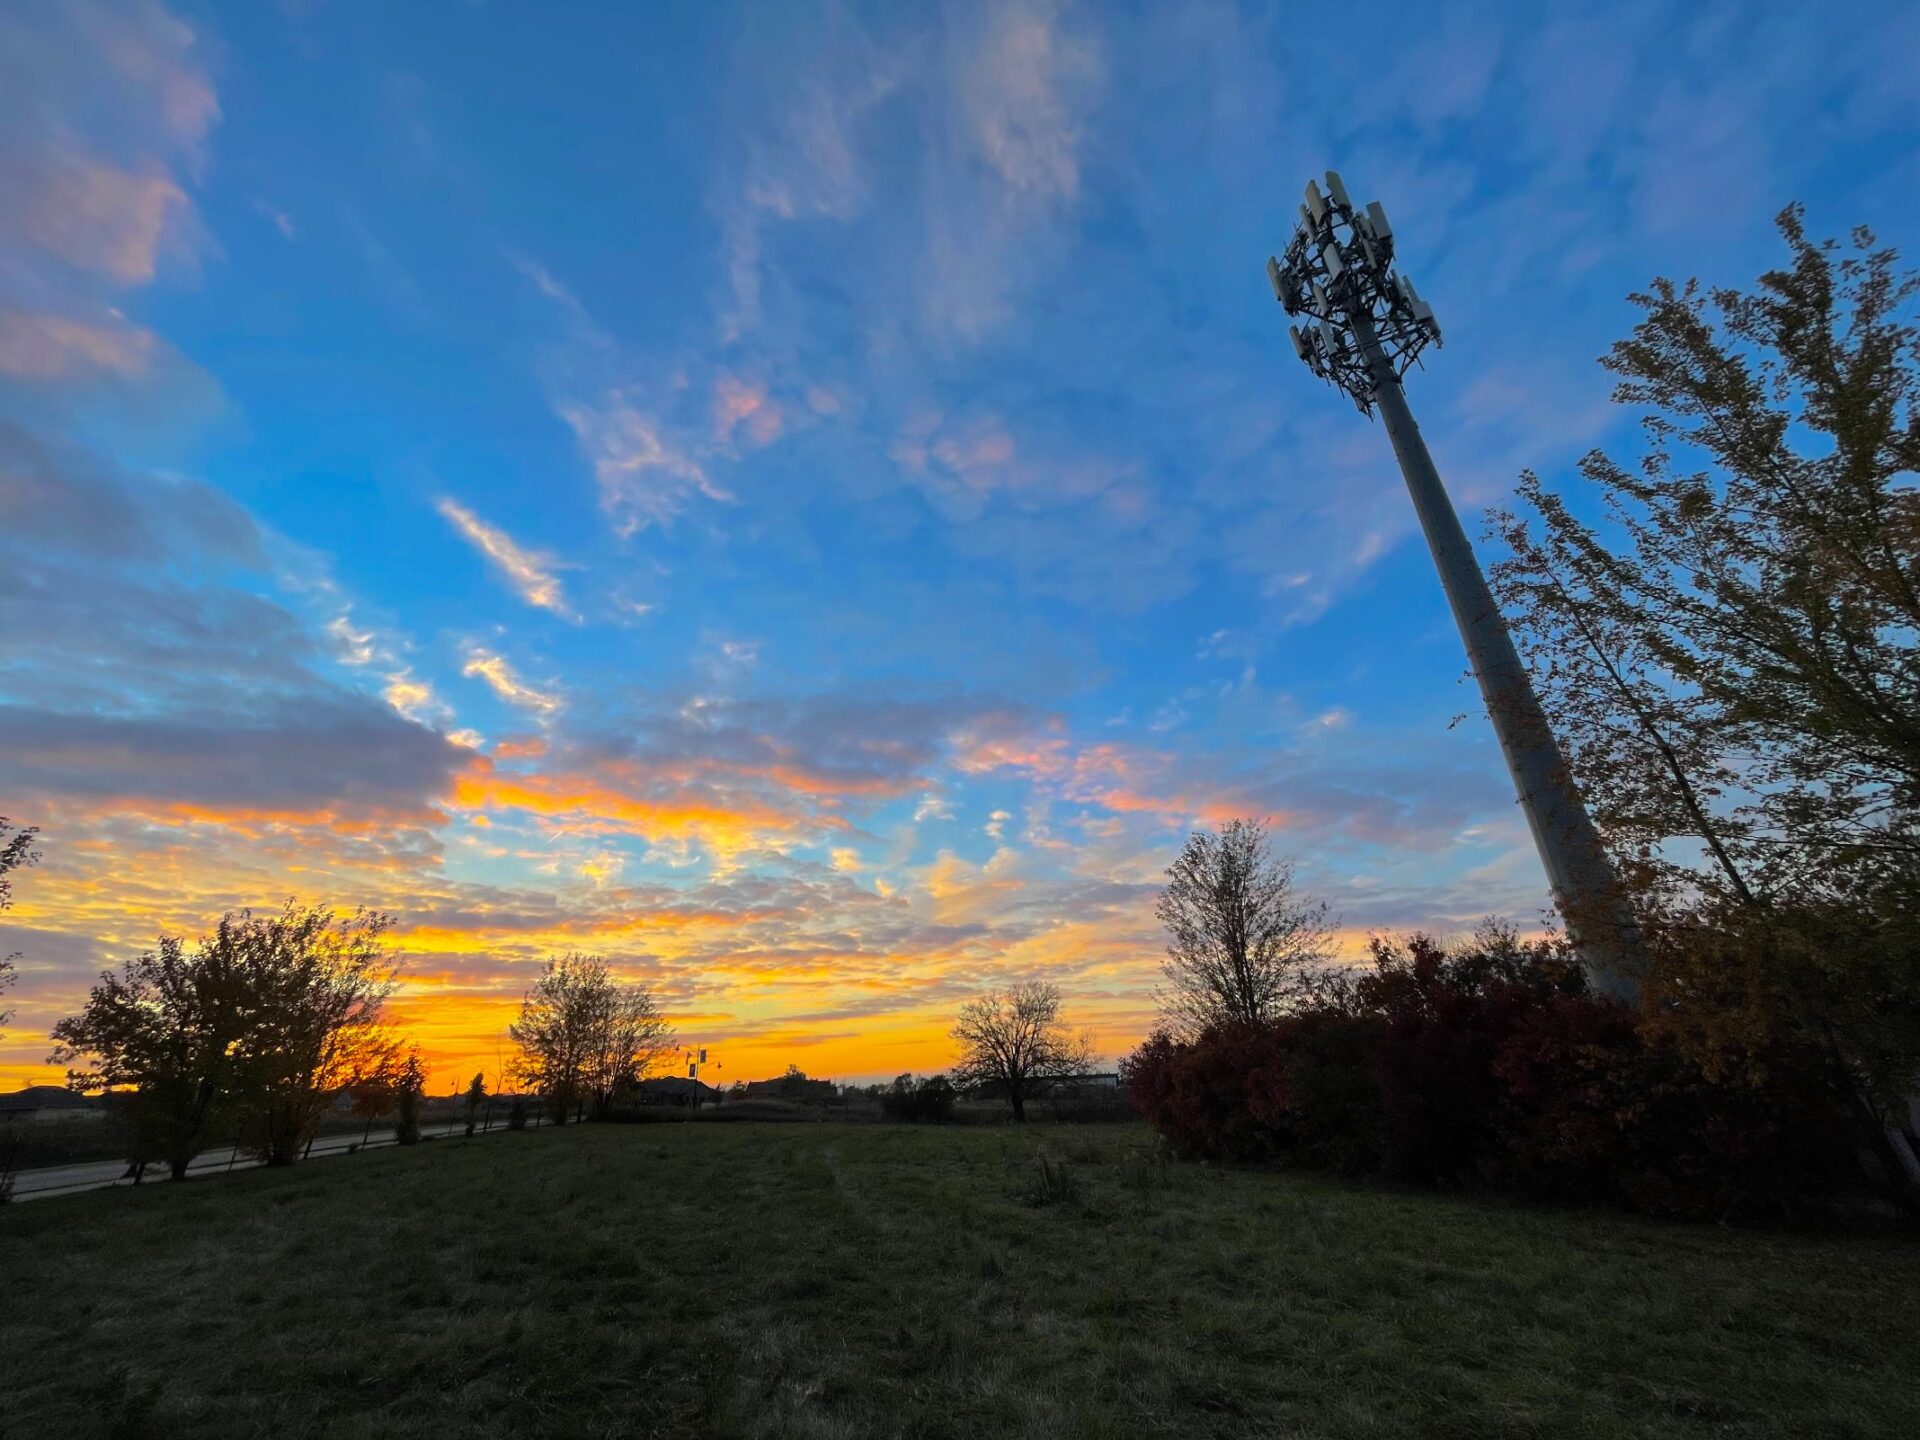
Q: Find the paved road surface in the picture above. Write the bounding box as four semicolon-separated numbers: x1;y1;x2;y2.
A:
7;1119;521;1202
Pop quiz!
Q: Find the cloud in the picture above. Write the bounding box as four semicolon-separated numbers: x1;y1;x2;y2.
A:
588;691;1044;808
559;392;734;535
0;2;216;289
14;157;187;283
0;418;257;568
961;1;1101;201
253;199;295;238
0;416;465;850
325;615;379;667
0;696;461;830
715;0;1101;346
719;21;901;339
461;648;563;717
436;497;576;619
0;307;155;379
712;374;783;447
383;670;453;727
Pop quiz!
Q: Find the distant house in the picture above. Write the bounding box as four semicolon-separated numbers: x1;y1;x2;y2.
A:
0;1086;100;1124
741;1073;836;1102
633;1076;725;1107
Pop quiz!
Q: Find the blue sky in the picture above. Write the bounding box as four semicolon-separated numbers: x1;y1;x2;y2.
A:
2;0;1917;1085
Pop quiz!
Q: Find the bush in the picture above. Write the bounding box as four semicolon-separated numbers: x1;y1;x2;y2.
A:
507;1098;528;1131
1124;929;1863;1221
1123;1023;1292;1163
1022;1149;1078;1206
394;1085;422;1146
880;1074;956;1124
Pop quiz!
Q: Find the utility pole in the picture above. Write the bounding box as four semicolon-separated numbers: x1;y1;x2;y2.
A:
1267;171;1643;1002
683;1046;711;1111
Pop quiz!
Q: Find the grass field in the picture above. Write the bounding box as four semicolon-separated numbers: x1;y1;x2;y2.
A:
3;1122;1917;1439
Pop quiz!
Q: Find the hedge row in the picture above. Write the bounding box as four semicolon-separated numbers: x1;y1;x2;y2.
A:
1122;934;1856;1221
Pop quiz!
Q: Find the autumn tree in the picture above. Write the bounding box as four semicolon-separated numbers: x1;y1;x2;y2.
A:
509;953;673;1124
51;933;247;1180
587;981;673;1117
1155;818;1336;1039
951;981;1093;1122
0;817;39;1027
222;904;403;1166
1488;206;1920;1188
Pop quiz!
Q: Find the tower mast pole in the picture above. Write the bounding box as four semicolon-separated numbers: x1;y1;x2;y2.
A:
1269;173;1643;1000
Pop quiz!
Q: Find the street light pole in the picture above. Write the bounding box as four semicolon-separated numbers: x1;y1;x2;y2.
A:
1268;171;1643;1002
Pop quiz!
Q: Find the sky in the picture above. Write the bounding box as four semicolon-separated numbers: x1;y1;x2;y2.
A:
2;0;1917;1092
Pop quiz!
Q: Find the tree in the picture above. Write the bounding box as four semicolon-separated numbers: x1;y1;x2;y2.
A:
393;1048;426;1145
881;1072;956;1123
1488;207;1920;1194
1154;818;1336;1039
223;904;403;1166
509;953;673;1124
50;933;245;1181
951;981;1093;1122
464;1072;488;1137
1492;207;1920;914
588;981;673;1117
0;817;40;1027
348;1073;398;1147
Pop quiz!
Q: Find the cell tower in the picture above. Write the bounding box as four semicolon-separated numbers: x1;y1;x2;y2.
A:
1268;171;1643;1001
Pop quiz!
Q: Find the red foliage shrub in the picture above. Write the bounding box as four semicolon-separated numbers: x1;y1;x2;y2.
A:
1124;1024;1293;1161
1122;928;1856;1221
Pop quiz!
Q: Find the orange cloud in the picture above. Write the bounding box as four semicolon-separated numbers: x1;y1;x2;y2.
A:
452;755;811;851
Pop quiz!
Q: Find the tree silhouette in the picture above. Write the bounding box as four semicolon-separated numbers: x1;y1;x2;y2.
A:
951;981;1092;1122
1155;818;1335;1039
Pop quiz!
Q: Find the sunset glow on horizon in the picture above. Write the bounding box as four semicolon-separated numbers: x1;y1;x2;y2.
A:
4;1;1915;1093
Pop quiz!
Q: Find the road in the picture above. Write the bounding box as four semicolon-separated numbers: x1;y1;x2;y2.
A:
6;1119;523;1202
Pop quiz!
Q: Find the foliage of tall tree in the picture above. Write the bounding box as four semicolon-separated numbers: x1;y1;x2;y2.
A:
950;981;1093;1121
588;981;673;1117
0;817;39;1027
221;905;402;1165
1154;818;1335;1039
509;953;673;1123
50;933;246;1180
1489;207;1920;1148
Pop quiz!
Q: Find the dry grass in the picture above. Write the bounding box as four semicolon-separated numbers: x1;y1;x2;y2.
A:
2;1122;1916;1438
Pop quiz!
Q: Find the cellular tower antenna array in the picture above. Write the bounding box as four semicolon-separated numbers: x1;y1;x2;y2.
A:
1268;171;1643;1001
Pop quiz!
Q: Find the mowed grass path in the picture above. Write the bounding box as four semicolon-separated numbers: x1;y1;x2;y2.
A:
3;1123;1917;1439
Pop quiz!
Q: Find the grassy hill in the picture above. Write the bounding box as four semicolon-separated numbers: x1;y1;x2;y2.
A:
3;1122;1916;1438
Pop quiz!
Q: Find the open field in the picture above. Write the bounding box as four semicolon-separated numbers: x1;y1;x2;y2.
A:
3;1123;1917;1439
